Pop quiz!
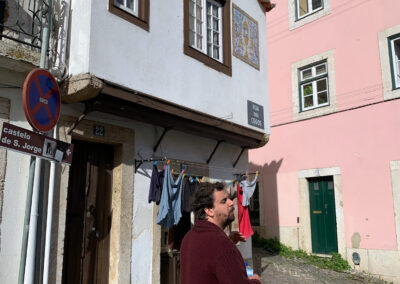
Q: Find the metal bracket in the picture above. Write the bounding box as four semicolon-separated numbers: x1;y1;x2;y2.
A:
206;140;223;164
67;101;95;135
134;157;167;173
153;128;170;153
233;147;247;168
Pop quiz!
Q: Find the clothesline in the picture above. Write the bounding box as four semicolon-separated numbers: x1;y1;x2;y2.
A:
135;156;260;176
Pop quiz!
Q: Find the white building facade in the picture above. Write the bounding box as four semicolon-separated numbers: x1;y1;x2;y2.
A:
0;0;273;283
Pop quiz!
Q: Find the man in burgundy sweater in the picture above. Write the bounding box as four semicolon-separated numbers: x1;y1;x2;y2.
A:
180;182;262;284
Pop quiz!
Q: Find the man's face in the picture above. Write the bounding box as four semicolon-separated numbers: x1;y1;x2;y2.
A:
211;189;235;229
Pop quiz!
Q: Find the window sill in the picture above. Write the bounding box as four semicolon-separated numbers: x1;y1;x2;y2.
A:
294;104;336;121
184;45;232;76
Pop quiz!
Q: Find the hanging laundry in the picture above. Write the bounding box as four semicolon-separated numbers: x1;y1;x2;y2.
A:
167;211;191;251
240;175;258;206
148;164;164;205
157;164;184;228
237;176;257;240
182;176;198;213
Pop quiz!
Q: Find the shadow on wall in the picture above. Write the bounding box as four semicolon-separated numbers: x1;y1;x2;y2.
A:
249;159;283;241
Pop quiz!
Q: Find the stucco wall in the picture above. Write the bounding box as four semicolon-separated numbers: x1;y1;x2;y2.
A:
0;76;34;284
251;99;400;249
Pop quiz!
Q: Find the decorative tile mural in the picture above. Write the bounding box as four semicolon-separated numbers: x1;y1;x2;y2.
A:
232;4;260;69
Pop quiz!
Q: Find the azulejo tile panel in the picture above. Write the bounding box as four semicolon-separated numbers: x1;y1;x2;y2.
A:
232;4;259;69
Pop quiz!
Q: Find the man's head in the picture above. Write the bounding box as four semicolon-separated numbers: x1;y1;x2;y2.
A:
191;182;235;229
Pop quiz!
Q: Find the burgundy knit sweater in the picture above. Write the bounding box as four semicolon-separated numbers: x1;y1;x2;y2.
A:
180;220;261;284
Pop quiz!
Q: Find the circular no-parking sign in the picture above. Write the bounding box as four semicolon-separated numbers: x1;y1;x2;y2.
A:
22;68;61;132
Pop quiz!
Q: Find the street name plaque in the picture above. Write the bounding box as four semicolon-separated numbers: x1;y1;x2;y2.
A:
0;122;73;164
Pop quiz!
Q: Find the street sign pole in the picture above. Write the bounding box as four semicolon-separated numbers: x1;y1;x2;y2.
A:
24;1;54;283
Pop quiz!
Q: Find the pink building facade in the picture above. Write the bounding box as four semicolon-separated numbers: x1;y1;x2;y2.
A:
250;0;400;282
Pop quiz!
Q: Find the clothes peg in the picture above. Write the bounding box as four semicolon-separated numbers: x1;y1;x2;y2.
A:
171;169;174;175
154;161;158;165
167;160;170;165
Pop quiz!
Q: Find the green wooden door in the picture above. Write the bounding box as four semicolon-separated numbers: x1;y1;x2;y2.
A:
308;176;338;254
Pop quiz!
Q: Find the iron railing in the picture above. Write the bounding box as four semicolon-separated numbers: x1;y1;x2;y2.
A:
0;0;51;49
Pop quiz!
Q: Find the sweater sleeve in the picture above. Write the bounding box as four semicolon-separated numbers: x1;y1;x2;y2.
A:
214;247;261;284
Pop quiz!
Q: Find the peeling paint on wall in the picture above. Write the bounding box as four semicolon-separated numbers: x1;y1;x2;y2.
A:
351;232;361;249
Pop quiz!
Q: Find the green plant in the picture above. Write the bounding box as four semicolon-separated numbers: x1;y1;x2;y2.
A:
252;232;351;272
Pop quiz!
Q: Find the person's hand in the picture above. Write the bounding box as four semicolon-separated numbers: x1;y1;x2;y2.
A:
229;231;246;244
249;273;261;282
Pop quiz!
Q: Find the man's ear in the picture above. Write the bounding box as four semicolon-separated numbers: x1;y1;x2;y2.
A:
204;207;214;218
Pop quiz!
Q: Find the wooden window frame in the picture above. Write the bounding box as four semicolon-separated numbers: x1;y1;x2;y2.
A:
109;0;150;31
184;0;232;76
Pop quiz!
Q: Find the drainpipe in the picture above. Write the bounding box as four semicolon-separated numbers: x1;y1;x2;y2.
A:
17;157;35;284
24;0;53;283
50;0;70;80
43;126;56;284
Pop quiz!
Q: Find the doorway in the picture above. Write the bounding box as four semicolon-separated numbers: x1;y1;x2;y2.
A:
62;140;114;284
308;176;338;254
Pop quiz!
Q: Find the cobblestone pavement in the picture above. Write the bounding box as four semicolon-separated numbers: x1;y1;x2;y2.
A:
250;248;389;284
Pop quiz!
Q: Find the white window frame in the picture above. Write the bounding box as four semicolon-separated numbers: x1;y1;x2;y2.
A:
299;62;329;111
189;0;223;62
114;0;138;17
291;50;337;121
296;0;323;20
289;0;330;30
390;36;400;89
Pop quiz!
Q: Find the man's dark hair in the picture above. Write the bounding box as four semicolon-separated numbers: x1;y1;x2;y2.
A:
191;182;225;220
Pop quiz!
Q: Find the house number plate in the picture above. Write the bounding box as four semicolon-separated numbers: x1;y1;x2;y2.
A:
93;125;105;137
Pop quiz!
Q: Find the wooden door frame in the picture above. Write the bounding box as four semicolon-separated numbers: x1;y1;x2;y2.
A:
298;167;345;257
51;116;134;284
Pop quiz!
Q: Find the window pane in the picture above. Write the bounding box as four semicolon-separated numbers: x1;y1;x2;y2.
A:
196;20;202;35
189;1;195;16
316;78;327;92
207;30;211;43
304;96;314;108
312;0;322;10
318;91;328;104
213;18;218;30
301;68;312;80
189;16;195;31
213;32;219;45
196;6;202;20
212;6;218;17
189;31;195;46
316;63;326;75
207;15;211;28
126;0;134;9
207;44;212;56
115;0;124;5
207;2;211;15
213;46;219;60
197;35;203;49
196;0;201;5
298;0;309;16
394;39;400;85
303;83;313;96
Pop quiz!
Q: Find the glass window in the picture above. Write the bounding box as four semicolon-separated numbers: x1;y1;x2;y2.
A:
189;0;222;62
297;0;323;19
299;62;329;111
109;0;149;31
114;0;138;16
390;37;400;89
184;0;231;76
